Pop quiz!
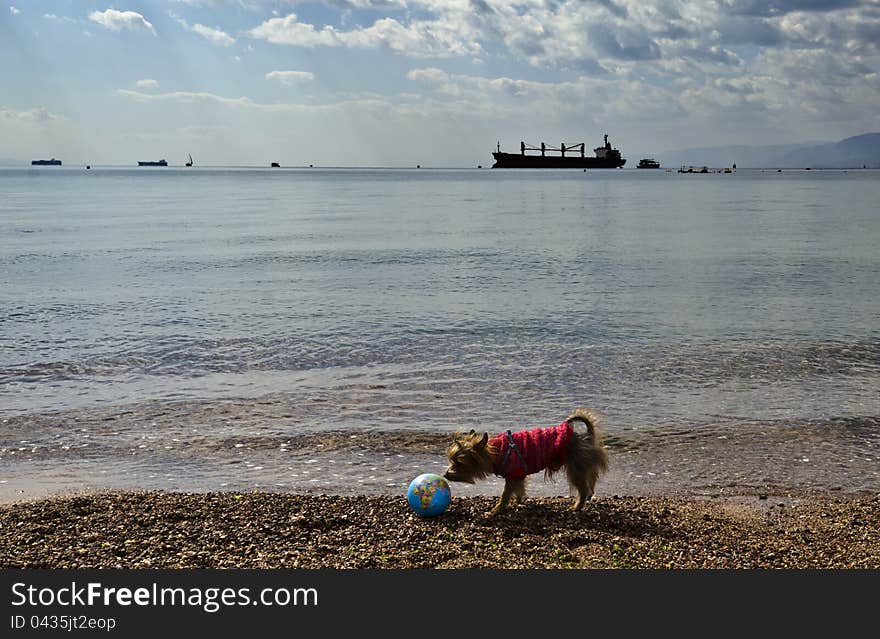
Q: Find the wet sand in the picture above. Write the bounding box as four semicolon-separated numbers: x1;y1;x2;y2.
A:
1;491;878;568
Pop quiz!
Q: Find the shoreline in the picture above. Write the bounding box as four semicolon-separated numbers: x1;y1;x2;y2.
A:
4;413;880;502
2;490;878;568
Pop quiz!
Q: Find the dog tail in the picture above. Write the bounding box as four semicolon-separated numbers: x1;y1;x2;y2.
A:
565;408;601;439
564;408;609;477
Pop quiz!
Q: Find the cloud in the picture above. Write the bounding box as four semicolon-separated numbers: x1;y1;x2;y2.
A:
720;0;861;18
115;88;393;116
713;16;785;46
169;12;236;46
171;0;308;7
675;44;742;66
43;13;79;24
248;12;482;57
0;106;64;122
406;67;449;83
586;22;661;60
88;9;156;34
329;0;406;7
116;89;322;113
10;6;20;16
235;0;880;73
16;0;880;161
269;1;638;68
266;70;315;85
406;67;600;105
189;23;236;46
248;14;359;47
135;79;160;90
117;89;258;108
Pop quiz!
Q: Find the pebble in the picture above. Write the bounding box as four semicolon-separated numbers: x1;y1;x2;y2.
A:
1;492;877;569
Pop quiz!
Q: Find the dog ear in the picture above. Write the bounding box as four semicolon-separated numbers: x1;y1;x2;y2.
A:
477;432;489;448
468;429;476;435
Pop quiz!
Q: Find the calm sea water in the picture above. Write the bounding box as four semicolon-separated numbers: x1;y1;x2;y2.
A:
1;167;879;499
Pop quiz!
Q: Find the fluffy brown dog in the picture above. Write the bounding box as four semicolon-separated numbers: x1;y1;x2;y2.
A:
444;409;608;515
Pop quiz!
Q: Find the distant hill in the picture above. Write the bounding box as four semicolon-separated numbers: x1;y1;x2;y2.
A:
659;133;880;169
776;133;880;168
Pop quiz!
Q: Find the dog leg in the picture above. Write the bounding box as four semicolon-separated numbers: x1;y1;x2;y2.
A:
569;472;592;511
490;479;522;516
512;479;528;506
572;485;592;511
571;470;599;511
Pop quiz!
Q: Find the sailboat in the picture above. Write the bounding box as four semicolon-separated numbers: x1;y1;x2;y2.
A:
185;153;193;167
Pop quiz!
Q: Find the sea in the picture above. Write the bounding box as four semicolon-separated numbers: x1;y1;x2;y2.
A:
1;166;879;501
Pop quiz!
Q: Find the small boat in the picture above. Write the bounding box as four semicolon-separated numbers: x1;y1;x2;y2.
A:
185;153;193;167
138;160;168;167
31;158;62;166
270;162;281;168
637;158;660;169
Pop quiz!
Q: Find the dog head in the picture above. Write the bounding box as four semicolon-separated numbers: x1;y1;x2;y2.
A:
444;429;495;483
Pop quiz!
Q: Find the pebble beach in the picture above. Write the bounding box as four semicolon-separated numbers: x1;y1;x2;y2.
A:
2;490;878;569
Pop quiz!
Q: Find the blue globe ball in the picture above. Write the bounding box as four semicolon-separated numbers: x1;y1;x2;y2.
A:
406;473;451;517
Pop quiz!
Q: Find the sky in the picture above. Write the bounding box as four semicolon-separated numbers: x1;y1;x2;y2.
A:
1;0;879;166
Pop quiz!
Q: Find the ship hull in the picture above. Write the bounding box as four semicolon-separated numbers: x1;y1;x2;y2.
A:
138;161;168;167
31;159;62;166
491;152;625;169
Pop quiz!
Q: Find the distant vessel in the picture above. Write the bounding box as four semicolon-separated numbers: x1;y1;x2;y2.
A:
637;158;661;169
270;162;281;168
138;160;168;167
678;165;709;174
31;158;62;166
492;134;626;168
185;153;193;167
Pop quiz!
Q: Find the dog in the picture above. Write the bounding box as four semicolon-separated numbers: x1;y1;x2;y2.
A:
444;408;608;515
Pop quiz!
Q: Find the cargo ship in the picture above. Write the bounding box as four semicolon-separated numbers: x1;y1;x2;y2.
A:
492;134;625;168
31;158;62;166
138;159;168;167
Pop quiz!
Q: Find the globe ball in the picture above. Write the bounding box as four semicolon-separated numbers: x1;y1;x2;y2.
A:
406;473;451;517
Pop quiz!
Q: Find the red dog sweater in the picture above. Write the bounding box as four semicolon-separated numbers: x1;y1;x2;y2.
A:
490;422;574;480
